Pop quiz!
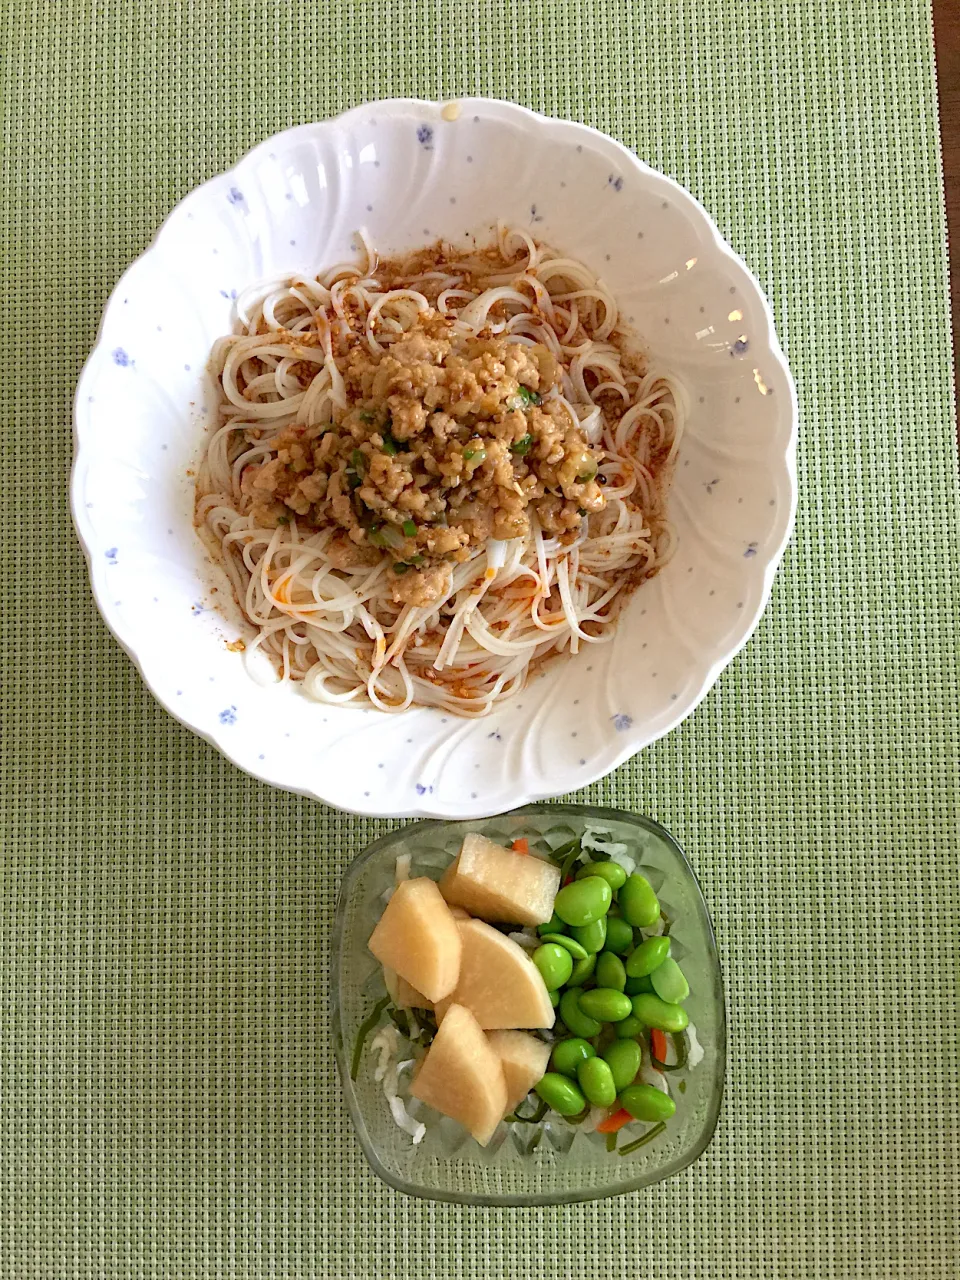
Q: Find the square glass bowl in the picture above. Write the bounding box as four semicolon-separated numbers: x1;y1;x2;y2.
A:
330;804;725;1205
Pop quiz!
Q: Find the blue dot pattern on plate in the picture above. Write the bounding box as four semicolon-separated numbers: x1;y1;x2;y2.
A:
227;187;244;206
416;125;433;149
744;542;758;558
611;713;633;732
608;175;623;192
112;348;131;367
415;783;435;796
731;337;749;356
104;547;118;565
219;706;237;725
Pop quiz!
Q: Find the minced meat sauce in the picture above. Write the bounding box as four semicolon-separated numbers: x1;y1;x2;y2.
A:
239;316;606;607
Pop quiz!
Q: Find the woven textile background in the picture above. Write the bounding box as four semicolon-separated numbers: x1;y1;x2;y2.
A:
1;0;958;1276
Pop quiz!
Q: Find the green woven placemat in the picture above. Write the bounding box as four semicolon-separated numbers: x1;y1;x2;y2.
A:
2;1;957;1276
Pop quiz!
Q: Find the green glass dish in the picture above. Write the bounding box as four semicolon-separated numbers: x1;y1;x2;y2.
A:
330;804;725;1206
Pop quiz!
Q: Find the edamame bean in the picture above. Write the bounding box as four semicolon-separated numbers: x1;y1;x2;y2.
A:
576;861;627;892
578;988;633;1023
602;1039;642;1091
537;912;567;937
631;993;689;1032
603;917;634;955
595;951;626;992
538;933;589;961
619;1083;677;1122
577;1056;617;1108
619;874;660;928
625;936;671;978
533;943;574;990
558;988;602;1038
614;1014;645;1039
571;916;606;955
624;974;654;996
553;876;613;928
650;957;690;1004
535;1072;587;1117
566;952;597;987
550;1037;596;1078
548;988;560;1007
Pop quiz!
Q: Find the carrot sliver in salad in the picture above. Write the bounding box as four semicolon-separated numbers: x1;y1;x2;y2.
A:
596;1108;633;1134
511;838;529;855
650;1028;668;1063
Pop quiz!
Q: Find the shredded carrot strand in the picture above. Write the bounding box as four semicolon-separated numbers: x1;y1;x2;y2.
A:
596;1108;633;1134
511;838;529;855
651;1028;668;1063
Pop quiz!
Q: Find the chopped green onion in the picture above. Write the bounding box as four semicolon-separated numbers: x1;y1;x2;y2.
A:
576;461;598;483
359;411;376;424
276;515;289;525
381;436;399;456
350;995;391;1081
407;553;425;567
392;562;411;575
380;524;405;550
619;1122;666;1155
577;507;588;517
510;434;534;455
558;839;584;884
367;526;386;547
347;472;362;490
463;446;487;463
401;520;417;537
605;1131;618;1152
351;448;367;474
518;385;542;406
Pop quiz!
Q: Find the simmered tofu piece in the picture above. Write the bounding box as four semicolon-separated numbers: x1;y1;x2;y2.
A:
486;1030;551;1113
410;1003;507;1145
439;834;560;926
435;918;555;1029
368;878;461;1002
382;966;434;1011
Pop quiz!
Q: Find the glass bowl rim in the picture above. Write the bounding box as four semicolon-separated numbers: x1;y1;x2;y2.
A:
330;802;727;1206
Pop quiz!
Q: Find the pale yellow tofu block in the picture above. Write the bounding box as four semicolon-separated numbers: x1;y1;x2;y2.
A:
410;1003;508;1146
439;833;560;926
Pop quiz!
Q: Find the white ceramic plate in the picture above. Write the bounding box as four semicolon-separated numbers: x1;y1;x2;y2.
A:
72;98;797;819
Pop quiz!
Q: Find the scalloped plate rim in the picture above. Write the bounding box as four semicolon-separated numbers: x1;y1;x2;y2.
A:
71;96;798;819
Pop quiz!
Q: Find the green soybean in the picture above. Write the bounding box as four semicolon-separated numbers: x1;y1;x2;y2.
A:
537;912;567;937
619;1083;677;1122
571;917;607;955
550;1037;596;1078
595;952;627;992
619;875;660;928
631;993;690;1032
535;1072;587;1117
624;974;654;996
533;943;574;990
576;861;627;892
614;1014;645;1039
558;988;602;1038
625;936;671;978
603;917;634;955
538;933;588;961
548;988;560;1007
602;1039;642;1091
577;1056;617;1107
578;988;633;1023
553;876;613;928
566;952;597;987
650;957;690;1004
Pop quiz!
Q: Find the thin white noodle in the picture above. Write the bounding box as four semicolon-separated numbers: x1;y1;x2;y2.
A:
196;226;684;715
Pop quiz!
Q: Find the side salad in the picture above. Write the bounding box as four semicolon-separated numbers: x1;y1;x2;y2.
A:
356;826;700;1154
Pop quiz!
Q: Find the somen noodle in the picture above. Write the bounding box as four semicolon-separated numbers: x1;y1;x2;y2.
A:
195;225;683;716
